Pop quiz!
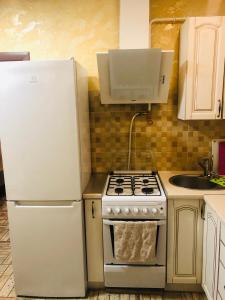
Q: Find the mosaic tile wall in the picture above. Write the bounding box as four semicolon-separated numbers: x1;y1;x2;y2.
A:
90;92;225;172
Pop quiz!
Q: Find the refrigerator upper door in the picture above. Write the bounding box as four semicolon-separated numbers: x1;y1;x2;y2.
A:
7;200;87;297
0;60;82;200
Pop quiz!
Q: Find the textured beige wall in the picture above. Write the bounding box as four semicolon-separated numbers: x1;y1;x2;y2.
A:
0;0;225;173
151;0;225;18
0;0;119;90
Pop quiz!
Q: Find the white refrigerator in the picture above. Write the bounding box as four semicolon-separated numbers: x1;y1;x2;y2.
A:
0;59;91;298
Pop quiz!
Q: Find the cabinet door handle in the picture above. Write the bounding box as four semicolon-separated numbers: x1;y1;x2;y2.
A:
201;202;205;220
217;99;222;118
91;201;95;219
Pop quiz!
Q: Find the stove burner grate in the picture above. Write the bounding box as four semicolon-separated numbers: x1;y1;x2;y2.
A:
106;173;162;196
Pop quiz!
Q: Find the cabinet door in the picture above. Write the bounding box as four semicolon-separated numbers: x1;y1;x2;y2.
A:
185;17;225;120
85;200;104;286
167;199;203;284
202;204;220;300
217;262;225;300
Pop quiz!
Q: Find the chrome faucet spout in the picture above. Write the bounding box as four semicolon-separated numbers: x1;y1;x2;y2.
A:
198;157;213;177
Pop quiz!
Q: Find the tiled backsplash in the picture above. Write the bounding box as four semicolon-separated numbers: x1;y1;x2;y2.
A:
89;92;225;173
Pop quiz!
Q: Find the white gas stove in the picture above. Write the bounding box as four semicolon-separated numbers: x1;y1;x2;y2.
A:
102;171;166;219
102;171;167;288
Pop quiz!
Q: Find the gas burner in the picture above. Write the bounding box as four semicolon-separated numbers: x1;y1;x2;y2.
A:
115;187;123;194
142;187;154;194
116;178;124;185
143;179;149;184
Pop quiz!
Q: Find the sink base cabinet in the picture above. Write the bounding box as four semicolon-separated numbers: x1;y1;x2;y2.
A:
84;200;104;288
202;204;219;300
167;199;203;285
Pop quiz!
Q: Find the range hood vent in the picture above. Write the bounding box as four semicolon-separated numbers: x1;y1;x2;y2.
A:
97;49;174;104
108;48;161;100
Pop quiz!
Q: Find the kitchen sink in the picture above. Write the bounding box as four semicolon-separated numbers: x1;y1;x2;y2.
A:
169;174;225;190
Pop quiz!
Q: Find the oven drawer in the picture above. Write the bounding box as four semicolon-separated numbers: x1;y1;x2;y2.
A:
103;219;166;266
104;265;165;288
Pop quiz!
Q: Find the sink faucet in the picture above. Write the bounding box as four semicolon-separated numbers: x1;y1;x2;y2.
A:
198;156;214;177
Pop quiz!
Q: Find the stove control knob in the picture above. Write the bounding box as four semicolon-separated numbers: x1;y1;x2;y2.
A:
124;208;130;214
159;207;164;214
133;208;139;214
114;208;121;215
151;208;158;214
107;208;113;214
142;208;148;214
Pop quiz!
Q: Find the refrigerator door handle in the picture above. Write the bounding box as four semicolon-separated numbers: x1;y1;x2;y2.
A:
13;200;79;208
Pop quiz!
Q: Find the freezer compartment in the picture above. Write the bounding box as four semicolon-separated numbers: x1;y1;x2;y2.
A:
7;200;86;297
104;265;165;288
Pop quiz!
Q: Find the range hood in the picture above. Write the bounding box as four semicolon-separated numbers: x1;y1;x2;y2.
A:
97;49;173;104
96;0;174;105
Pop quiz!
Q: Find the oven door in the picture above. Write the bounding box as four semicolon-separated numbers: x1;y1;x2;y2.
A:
103;219;166;266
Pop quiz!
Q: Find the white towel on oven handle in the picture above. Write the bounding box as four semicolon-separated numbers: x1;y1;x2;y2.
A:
107;220;158;264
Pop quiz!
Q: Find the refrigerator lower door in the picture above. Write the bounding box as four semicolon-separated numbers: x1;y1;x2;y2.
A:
7;200;86;298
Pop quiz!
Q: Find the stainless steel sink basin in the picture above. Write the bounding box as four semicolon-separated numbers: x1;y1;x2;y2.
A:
169;174;224;190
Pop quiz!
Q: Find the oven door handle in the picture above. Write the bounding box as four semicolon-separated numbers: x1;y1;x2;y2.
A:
103;220;166;226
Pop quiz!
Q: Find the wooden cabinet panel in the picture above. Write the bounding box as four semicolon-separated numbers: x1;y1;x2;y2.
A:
175;206;197;276
202;204;220;300
178;16;225;120
220;241;225;267
167;199;203;284
217;262;225;300
85;200;104;286
221;222;225;244
217;292;222;300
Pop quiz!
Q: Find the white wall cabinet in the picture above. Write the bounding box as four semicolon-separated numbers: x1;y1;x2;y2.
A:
84;200;104;287
167;199;203;284
178;16;225;120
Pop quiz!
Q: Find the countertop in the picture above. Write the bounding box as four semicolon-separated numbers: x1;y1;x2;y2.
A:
83;173;107;199
83;171;225;201
159;171;225;200
204;194;225;224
